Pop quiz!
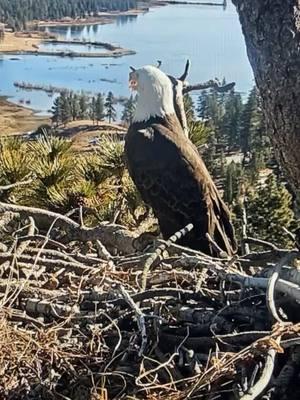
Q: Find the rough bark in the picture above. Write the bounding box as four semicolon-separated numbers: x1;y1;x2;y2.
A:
232;0;300;208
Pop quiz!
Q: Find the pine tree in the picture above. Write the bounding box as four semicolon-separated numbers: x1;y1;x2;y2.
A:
197;90;209;120
51;92;71;126
183;93;196;123
51;96;62;126
246;175;295;247
90;96;96;124
202;130;218;176
223;161;243;205
60;92;72;126
207;89;225;140
183;94;211;148
121;95;136;126
239;87;259;161
79;93;89;120
105;91;116;123
95;93;105;124
220;149;226;178
224;162;234;204
70;93;81;121
222;90;243;151
197;89;225;143
240;86;270;171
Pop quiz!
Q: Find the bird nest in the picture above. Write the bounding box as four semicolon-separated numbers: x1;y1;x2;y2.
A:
0;202;300;400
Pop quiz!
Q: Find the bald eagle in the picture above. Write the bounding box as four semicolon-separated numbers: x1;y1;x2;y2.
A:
125;65;237;256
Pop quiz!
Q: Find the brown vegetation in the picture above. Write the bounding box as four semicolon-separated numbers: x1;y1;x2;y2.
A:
58;120;126;151
0;31;45;52
0;99;49;135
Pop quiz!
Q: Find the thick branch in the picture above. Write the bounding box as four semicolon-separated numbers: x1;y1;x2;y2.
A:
183;80;235;94
0;202;138;254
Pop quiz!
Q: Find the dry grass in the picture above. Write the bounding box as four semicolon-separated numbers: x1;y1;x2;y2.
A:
0;99;49;136
59;120;126;151
0;32;43;52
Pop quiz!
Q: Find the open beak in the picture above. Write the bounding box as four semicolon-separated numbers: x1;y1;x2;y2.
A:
129;79;138;91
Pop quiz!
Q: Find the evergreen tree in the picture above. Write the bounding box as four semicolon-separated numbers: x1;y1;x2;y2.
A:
240;86;270;171
240;87;259;161
90;96;97;124
79;93;89;120
207;89;225;140
105;91;116;123
121;95;136;126
70;93;81;121
95;93;105;124
51;96;63;126
246;175;295;247
222;90;243;150
196;89;225;143
51;92;71;126
183;94;211;149
223;161;243;204
197;90;209;120
224;162;234;204
60;92;72;126
0;0;139;30
184;93;196;123
202;130;218;176
220;149;226;177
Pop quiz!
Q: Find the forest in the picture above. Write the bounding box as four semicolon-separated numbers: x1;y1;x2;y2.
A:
0;0;142;30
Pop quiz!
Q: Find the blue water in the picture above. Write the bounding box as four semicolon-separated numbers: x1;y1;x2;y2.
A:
0;1;253;115
39;42;108;53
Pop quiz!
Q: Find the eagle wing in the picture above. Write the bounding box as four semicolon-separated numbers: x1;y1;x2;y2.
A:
125;121;237;255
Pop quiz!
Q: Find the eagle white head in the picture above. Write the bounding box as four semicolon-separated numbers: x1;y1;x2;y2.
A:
129;65;175;123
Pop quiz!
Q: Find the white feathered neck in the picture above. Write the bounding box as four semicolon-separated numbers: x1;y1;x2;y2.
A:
132;66;175;123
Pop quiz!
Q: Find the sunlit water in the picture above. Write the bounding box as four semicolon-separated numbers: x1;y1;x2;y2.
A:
0;1;253;117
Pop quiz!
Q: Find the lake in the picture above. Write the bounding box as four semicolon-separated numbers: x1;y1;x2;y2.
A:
0;0;254;116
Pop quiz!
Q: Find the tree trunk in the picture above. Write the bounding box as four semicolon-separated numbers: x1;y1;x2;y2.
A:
232;0;300;208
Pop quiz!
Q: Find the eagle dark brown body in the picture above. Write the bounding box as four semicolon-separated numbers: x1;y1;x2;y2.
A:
125;113;237;256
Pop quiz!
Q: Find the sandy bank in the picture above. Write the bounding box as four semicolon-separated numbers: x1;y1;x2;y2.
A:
0;32;50;53
0;98;49;136
0;34;135;58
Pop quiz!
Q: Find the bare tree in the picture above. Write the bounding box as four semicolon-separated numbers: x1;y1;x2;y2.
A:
232;0;300;210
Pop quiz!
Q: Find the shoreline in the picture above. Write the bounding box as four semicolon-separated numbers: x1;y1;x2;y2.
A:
1;48;136;58
0;32;49;53
35;8;148;28
0;97;49;136
0;35;135;58
12;82;128;105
